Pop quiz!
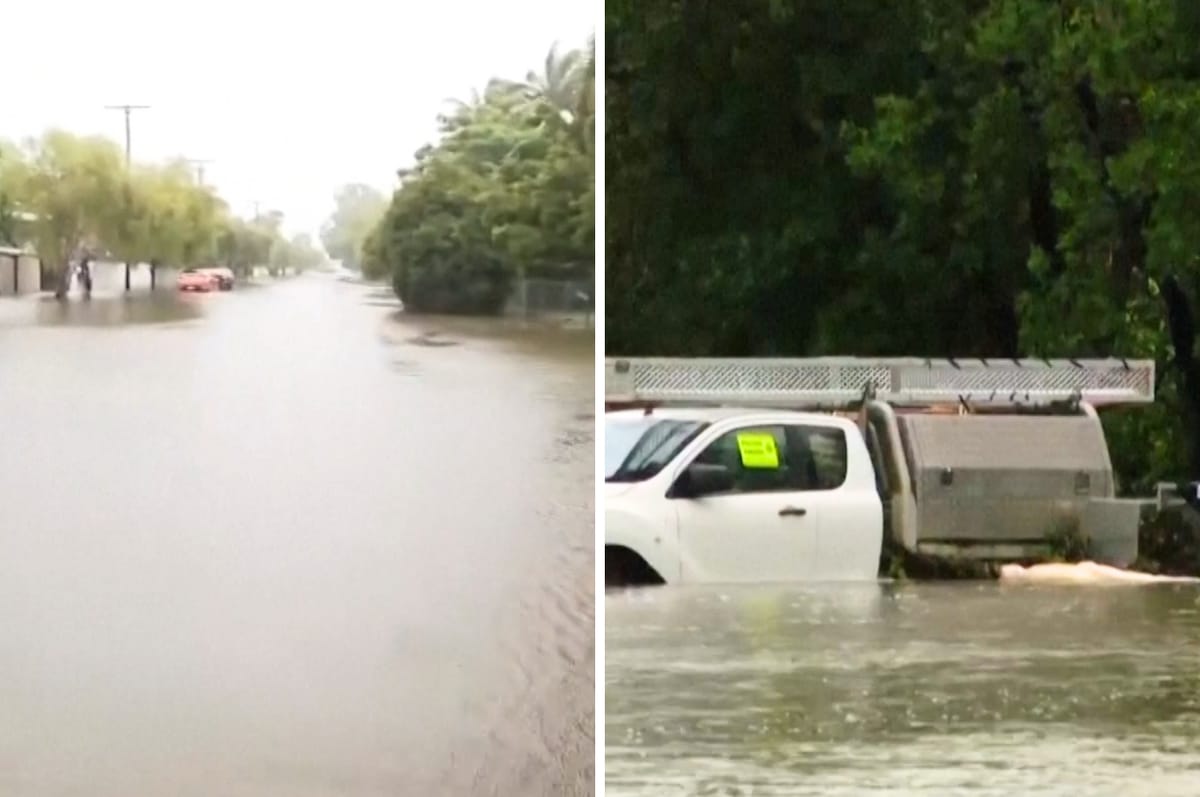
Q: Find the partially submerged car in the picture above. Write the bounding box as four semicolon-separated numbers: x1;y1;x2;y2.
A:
605;357;1157;588
177;268;219;292
199;266;235;290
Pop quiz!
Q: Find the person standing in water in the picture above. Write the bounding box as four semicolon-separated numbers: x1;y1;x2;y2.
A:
77;257;92;297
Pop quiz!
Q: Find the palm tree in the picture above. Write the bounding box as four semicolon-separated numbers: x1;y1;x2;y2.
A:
529;43;587;112
576;35;596;155
442;40;594;152
495;43;588;121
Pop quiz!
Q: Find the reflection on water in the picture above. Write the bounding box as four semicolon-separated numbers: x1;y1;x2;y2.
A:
36;295;205;326
380;309;593;364
0;273;594;796
355;275;592;362
607;582;1200;797
0;293;205;327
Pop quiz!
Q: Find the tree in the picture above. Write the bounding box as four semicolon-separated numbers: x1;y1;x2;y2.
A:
217;216;275;276
320;183;387;270
577;36;596;156
268;232;325;274
12;131;126;297
366;43;594;314
497;43;589;121
605;0;1200;493
0;140;26;247
0;128;302;295
101;159;226;289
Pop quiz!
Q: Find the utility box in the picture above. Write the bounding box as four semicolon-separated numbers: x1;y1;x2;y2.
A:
897;413;1136;562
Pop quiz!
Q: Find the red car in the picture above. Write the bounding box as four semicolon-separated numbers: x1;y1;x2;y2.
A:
200;267;236;291
177;269;219;292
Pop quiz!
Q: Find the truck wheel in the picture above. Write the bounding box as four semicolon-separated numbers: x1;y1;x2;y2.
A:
605;545;665;589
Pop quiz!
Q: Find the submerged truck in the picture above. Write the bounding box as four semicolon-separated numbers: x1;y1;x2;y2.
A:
604;357;1154;586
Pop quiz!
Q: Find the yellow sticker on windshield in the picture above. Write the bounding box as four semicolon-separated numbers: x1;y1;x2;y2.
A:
737;432;779;469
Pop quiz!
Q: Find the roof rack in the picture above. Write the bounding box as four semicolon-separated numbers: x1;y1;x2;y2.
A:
605;357;1155;408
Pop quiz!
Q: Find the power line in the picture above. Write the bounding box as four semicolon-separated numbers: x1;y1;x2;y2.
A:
104;104;151;166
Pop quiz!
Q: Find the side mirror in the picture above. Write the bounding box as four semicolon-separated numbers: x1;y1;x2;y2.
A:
672;463;735;498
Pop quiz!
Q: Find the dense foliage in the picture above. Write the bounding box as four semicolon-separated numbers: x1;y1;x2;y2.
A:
0;129;324;290
607;0;1200;493
359;42;595;314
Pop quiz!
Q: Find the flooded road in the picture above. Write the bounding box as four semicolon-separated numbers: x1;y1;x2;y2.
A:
0;274;594;796
606;582;1200;797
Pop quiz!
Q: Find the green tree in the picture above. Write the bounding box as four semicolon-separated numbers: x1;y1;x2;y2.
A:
268;232;326;274
839;0;1200;487
321;184;387;271
497;42;589;120
578;36;596;156
367;44;594;315
606;0;1200;492
0;140;26;247
12;131;126;297
217;217;275;275
0;128;295;294
106;160;225;289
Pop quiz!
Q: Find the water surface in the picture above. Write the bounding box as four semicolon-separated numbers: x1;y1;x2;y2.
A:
606;581;1200;796
0;273;594;796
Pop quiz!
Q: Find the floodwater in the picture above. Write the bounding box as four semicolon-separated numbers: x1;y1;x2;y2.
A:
606;581;1200;797
0;273;594;796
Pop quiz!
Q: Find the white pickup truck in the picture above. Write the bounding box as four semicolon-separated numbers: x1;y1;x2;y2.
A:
605;407;883;585
604;357;1156;588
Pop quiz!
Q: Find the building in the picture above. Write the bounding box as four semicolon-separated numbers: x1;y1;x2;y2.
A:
0;246;41;295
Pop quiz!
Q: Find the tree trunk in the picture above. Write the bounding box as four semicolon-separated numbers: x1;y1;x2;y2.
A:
150;260;158;290
1163;274;1200;480
124;261;131;292
54;261;71;300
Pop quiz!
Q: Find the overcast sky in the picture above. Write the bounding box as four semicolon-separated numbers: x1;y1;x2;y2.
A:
2;0;593;241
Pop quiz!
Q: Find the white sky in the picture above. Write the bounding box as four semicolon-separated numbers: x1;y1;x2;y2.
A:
1;0;593;241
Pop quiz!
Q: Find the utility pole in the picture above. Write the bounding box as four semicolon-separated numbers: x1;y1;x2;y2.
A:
105;104;149;293
184;158;212;187
104;104;150;166
246;200;263;279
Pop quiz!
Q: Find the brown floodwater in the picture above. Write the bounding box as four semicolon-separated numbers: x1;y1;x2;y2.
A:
607;581;1200;796
0;273;594;795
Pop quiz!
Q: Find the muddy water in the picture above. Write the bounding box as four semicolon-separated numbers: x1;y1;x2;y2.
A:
0;274;594;795
606;582;1200;797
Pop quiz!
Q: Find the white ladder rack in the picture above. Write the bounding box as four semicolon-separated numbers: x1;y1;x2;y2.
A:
605;357;1155;407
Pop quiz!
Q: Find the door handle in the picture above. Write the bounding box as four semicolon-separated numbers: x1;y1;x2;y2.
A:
778;506;807;517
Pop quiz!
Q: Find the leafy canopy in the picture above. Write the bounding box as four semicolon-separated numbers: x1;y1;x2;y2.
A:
607;0;1200;491
357;42;595;314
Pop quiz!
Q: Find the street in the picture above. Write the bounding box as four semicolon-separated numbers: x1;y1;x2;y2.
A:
0;274;594;795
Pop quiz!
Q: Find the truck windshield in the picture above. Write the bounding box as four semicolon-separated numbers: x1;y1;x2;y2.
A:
606;418;707;482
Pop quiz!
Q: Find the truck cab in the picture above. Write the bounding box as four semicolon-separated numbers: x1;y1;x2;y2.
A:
605;408;883;585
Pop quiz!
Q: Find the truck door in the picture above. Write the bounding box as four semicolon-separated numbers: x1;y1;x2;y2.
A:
783;423;880;581
673;423;819;583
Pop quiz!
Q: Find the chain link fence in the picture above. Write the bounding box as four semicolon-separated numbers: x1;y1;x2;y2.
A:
507;276;594;326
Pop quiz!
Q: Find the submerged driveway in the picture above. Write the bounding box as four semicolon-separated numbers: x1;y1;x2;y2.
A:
0;274;594;796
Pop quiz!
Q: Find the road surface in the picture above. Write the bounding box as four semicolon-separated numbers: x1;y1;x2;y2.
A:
0;274;594;796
